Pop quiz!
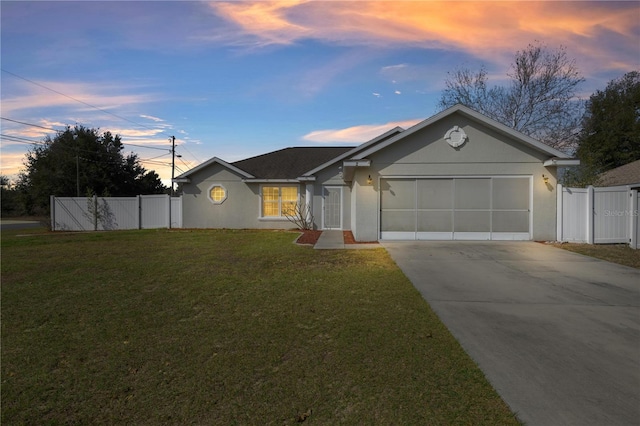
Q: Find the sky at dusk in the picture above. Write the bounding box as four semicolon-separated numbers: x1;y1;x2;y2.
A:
1;1;639;186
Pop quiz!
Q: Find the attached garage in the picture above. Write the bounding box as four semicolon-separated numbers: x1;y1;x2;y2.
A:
380;176;531;240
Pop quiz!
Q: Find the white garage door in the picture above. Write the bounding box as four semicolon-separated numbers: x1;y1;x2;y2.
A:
380;177;531;240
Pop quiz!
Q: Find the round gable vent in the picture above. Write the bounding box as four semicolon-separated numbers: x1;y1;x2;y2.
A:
445;126;468;148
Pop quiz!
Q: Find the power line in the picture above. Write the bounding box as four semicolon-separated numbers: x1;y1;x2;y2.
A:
143;160;172;167
2;116;171;152
177;143;201;164
140;152;171;162
0;117;58;132
122;142;171;152
0;134;46;145
178;156;194;171
2;69;200;173
1;68;174;139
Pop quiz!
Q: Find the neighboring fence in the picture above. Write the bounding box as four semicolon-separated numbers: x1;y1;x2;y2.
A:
50;195;182;231
557;184;639;249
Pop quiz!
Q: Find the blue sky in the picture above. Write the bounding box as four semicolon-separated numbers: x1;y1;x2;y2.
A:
2;1;639;186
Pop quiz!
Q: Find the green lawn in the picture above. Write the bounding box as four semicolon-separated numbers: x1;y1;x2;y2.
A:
553;242;640;269
1;228;518;425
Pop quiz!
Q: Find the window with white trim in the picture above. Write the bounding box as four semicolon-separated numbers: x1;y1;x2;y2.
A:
261;186;298;217
208;184;227;204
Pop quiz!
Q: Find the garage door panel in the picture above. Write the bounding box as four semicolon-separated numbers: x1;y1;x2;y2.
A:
417;211;452;232
454;211;491;232
493;178;529;209
381;179;414;209
417;179;453;209
455;179;491;209
492;211;529;232
381;210;415;232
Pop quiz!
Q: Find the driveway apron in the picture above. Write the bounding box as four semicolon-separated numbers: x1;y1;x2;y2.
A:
382;241;640;426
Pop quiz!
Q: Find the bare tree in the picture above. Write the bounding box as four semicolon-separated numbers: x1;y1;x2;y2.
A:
438;42;585;152
283;201;314;230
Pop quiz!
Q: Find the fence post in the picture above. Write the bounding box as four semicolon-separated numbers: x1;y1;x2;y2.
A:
630;189;638;249
586;186;594;244
167;194;171;229
50;195;56;231
556;183;563;242
136;195;141;230
93;194;98;231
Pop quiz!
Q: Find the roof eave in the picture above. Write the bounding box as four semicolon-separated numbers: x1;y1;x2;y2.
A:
174;156;255;180
543;158;580;167
342;159;371;182
241;179;302;183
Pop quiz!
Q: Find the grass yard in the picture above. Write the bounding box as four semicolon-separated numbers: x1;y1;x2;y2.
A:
1;228;518;425
553;243;640;269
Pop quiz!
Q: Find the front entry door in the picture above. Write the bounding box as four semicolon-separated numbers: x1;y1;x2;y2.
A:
323;186;342;229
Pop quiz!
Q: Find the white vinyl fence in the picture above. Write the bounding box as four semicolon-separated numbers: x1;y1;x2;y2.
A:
51;195;182;231
557;184;639;249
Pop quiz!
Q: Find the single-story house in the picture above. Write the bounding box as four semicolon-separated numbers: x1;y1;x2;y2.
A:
174;104;578;242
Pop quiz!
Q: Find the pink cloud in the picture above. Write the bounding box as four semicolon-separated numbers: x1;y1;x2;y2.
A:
302;118;422;143
209;1;639;72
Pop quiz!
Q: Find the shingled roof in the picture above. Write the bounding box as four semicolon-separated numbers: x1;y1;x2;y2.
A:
232;147;353;179
597;159;640;186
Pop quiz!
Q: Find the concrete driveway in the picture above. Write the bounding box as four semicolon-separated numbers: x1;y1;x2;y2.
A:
382;241;640;426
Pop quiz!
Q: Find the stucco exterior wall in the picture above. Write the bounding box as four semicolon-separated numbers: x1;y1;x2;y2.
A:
181;163;306;229
351;173;378;241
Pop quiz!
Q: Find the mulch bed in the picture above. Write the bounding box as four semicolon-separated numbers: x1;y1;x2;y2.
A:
343;231;378;245
295;230;323;245
295;230;378;246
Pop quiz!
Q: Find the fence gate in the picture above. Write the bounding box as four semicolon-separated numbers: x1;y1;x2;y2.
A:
557;184;638;248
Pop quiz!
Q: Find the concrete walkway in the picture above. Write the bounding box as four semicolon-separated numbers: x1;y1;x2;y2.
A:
382;241;640;426
314;230;380;250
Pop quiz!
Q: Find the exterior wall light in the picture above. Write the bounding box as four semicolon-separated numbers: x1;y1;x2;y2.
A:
367;175;373;185
542;174;549;183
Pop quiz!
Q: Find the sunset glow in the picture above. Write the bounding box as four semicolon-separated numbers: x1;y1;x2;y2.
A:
2;1;638;185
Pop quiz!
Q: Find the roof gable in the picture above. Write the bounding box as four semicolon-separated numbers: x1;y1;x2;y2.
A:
352;104;572;161
174;157;254;182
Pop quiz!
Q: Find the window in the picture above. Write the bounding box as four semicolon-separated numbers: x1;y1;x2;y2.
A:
208;184;227;204
262;186;298;217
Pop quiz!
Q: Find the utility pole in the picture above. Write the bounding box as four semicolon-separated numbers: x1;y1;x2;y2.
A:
170;136;176;196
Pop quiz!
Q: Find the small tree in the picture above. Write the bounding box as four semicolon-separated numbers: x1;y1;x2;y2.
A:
439;42;585;152
283;201;314;230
